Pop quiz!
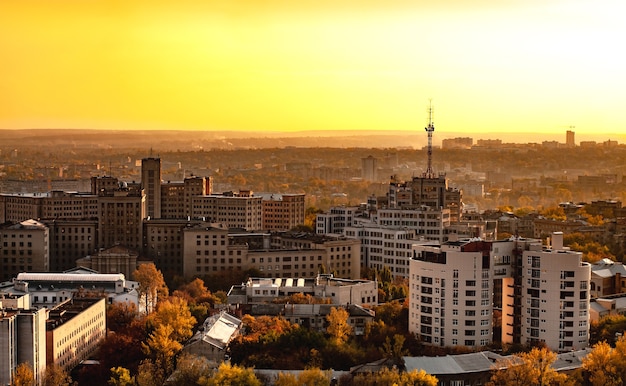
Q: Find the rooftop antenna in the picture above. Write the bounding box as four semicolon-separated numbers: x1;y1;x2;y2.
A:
424;100;435;178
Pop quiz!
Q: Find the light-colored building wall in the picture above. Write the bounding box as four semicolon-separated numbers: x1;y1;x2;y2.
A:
46;298;106;372
520;233;590;351
261;194;305;232
192;194;262;231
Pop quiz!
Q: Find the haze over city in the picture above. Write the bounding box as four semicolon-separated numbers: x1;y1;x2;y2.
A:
1;0;626;142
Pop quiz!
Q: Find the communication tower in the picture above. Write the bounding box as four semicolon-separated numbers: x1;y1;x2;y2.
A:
424;102;435;178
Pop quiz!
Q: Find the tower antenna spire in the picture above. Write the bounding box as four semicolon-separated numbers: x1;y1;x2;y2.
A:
424;100;435;178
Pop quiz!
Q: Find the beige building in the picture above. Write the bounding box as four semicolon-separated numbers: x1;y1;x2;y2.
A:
261;193;305;232
46;298;106;372
182;312;242;364
0;219;49;282
76;245;139;278
191;191;263;231
161;176;213;219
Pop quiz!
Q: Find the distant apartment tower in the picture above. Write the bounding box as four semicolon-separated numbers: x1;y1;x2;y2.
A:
142;157;162;219
316;206;360;235
388;175;462;222
0;220;49;282
160;176;213;219
361;156;378;181
566;130;575;147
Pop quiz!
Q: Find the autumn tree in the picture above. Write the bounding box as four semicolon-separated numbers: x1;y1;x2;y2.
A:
326;307;352;345
197;363;262;386
148;296;196;342
275;368;332;386
107;367;134;386
351;367;437;386
582;341;622;386
135;359;165;386
12;362;35;386
133;263;168;314
590;314;626;344
106;301;138;332
142;324;182;376
487;347;569;386
43;364;74;386
168;354;214;386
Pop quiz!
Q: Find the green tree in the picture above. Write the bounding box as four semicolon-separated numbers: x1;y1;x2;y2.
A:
326;307;352;345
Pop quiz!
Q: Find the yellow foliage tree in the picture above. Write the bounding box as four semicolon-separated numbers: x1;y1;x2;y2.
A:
326;307;352;345
583;336;626;385
149;296;196;343
11;363;35;386
143;324;182;375
133;263;168;314
487;347;570;386
197;363;261;386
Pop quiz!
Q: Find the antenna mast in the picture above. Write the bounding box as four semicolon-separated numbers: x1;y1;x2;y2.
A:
424;101;435;178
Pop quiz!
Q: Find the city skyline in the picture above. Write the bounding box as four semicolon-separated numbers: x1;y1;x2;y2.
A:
1;0;625;140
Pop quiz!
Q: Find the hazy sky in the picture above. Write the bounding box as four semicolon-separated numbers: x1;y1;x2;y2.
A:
1;0;625;138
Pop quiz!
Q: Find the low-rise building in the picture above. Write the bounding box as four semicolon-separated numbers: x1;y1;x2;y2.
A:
182;312;242;364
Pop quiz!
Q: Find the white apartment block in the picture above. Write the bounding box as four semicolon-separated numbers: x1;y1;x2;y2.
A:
409;232;591;352
376;207;450;242
345;225;417;278
518;232;590;351
316;206;360;235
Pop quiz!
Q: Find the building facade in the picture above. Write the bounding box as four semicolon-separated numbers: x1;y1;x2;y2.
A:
1;220;49;282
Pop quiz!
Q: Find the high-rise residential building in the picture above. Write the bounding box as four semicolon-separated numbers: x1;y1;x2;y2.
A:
191;191;263;231
97;186;146;251
388;175;462;223
0;303;47;386
361;155;378;181
142;157;162;219
408;232;591;352
0;220;49;282
566;130;575;147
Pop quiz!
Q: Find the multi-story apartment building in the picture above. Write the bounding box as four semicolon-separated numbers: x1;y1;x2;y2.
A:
0;220;49;282
388;175;462;223
0;300;47;386
376;207;451;242
260;193;305;232
46;298;106;372
97;186;146;252
192;191;263;231
345;225;417;278
43;219;98;272
182;226;360;280
160;176;213;219
40;191;99;219
409;232;590;352
316;206;360;235
141;157;162;219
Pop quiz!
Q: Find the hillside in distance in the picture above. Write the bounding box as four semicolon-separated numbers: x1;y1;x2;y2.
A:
0;129;623;152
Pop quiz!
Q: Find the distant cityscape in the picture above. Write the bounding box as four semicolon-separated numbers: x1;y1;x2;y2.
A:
1;128;626;384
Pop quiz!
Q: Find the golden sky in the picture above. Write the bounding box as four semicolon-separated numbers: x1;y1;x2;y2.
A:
1;0;625;138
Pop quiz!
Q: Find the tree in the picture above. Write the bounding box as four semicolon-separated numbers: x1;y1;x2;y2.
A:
582;341;622;386
133;263;168;314
197;363;262;386
107;367;134;386
106;301;138;332
12;363;35;386
135;359;165;386
487;347;569;386
352;367;438;386
43;364;74;386
326;307;352;345
168;354;214;386
143;324;182;375
148;296;196;342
